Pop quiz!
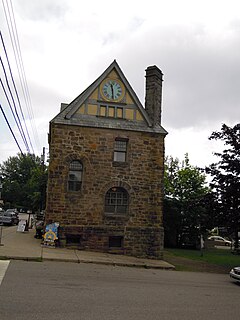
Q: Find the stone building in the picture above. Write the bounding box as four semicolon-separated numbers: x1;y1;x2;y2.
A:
45;60;167;259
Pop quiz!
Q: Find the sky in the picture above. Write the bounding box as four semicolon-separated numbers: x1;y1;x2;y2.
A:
0;0;239;168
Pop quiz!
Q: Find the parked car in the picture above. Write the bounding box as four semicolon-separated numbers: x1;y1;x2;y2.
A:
0;211;19;225
207;236;232;246
230;267;240;282
6;208;19;216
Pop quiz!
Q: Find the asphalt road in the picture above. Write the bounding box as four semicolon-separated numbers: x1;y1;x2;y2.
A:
0;260;240;320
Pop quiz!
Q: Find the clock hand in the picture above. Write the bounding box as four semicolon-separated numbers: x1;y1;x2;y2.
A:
110;84;114;99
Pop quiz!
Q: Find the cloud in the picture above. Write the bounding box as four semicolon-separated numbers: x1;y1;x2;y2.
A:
1;0;240;167
97;20;240;130
14;0;67;22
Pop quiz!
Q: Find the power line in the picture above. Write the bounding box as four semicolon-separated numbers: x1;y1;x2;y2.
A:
0;103;24;156
8;0;41;149
0;31;34;153
1;0;41;151
0;54;30;152
0;77;29;152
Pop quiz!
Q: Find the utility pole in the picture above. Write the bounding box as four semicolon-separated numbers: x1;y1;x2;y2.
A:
0;177;3;208
40;147;45;212
41;147;45;166
0;179;4;245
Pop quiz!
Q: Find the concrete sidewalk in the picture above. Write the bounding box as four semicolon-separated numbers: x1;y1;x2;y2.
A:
0;225;175;270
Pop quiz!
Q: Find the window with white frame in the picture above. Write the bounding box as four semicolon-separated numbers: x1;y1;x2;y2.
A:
68;160;83;191
114;139;127;162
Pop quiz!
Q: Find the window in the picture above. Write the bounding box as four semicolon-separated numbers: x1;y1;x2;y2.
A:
109;236;123;248
68;160;83;191
100;105;107;116
99;105;124;119
108;107;115;117
116;107;123;118
66;234;81;246
114;139;127;162
105;187;129;214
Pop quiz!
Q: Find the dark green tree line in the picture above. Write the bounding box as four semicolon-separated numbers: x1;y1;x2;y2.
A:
164;154;209;248
206;123;240;249
0;153;47;212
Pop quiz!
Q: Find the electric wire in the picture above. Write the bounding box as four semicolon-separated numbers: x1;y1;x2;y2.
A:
0;103;24;156
1;0;33;150
0;54;30;152
0;77;29;152
1;0;41;151
8;0;41;149
0;31;34;153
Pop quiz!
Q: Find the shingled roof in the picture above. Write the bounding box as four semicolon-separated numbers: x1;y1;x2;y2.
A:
51;60;167;135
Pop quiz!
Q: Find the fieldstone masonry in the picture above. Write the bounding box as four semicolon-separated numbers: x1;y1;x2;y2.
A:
145;66;163;126
45;61;167;259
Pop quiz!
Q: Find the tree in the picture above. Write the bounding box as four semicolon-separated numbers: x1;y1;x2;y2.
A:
164;154;209;248
0;153;48;212
206;123;240;249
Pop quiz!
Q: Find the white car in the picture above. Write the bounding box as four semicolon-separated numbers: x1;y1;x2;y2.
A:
230;267;240;282
207;236;232;246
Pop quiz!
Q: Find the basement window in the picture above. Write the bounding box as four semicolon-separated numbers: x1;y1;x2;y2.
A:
66;234;81;245
109;236;123;248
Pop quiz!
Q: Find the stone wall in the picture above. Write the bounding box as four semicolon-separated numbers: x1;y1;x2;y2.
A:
45;123;165;258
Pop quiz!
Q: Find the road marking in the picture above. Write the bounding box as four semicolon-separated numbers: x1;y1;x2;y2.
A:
0;260;10;285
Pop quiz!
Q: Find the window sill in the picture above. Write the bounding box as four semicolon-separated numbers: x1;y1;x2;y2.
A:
112;161;129;168
104;213;128;219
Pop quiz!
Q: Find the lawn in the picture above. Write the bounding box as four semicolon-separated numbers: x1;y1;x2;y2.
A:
165;248;240;270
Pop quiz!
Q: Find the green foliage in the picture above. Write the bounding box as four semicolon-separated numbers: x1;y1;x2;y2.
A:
164;154;209;248
206;123;240;247
165;154;208;201
0;153;48;211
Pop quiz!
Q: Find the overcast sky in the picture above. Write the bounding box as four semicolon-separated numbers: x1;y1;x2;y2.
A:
0;0;239;168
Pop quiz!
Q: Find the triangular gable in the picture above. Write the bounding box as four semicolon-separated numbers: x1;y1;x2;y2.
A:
54;60;152;126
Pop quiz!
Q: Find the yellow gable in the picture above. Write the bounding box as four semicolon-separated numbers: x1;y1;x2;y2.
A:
75;67;144;122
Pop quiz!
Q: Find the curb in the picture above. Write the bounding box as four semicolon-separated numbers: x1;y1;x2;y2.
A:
0;256;42;262
0;255;175;270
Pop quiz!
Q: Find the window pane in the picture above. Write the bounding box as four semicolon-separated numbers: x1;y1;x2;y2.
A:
68;160;83;191
114;151;126;162
70;161;82;171
69;171;82;182
117;108;123;118
100;106;106;116
108;107;115;117
115;140;127;151
116;205;127;214
68;181;81;191
105;187;128;214
105;205;115;213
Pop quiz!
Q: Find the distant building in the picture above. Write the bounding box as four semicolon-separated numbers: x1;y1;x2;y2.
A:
45;61;167;259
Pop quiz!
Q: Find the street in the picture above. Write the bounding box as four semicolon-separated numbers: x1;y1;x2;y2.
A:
0;260;240;320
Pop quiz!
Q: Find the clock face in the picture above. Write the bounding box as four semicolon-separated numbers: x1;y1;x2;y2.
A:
102;79;124;101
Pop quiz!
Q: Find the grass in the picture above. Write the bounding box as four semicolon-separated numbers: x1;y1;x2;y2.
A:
165;248;240;270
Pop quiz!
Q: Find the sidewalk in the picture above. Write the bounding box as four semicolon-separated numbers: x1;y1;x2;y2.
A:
0;225;175;270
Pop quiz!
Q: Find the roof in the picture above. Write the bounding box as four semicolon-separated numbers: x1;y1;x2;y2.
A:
51;60;167;135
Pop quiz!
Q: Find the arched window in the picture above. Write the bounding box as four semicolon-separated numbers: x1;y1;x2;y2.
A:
105;187;129;214
68;160;83;191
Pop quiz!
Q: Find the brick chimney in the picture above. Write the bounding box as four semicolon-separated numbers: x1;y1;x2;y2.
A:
145;65;163;127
